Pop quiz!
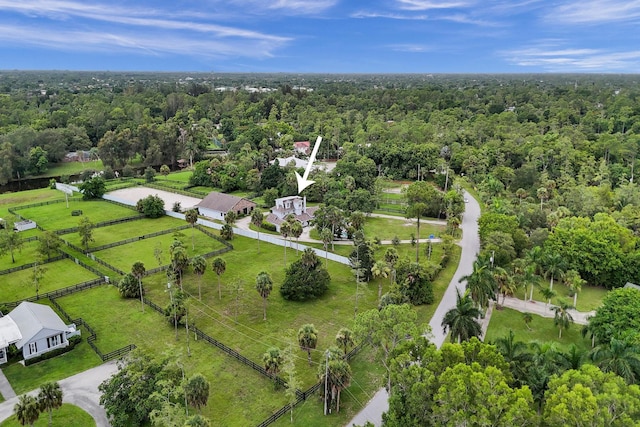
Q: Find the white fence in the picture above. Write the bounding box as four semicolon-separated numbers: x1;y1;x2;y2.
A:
105;194;351;266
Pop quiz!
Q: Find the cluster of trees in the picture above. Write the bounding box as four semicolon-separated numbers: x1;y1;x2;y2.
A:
13;381;63;427
383;336;640;427
99;351;211;427
280;248;330;301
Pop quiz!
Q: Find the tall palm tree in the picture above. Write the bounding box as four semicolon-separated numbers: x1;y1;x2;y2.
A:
185;208;199;250
320;356;352;413
590;337;640;384
542;252;566;291
191;256;207;300
523;312;533;331
212;257;226;300
494;266;516;306
441;290;483;343
255;271;273;321
14;394;40;427
131;261;146;312
298;324;319;366
184;373;210;412
37;382;62;427
384;247;399;286
251;208;263;253
540;287;556;312
551;299;574;338
320;228;333;266
335;327;355;356
494;330;531;380
290;221;303;256
371;260;390;301
459;258;496;310
564;269;585;308
263;347;283;380
280;220;292;265
558;345;586;370
406;201;429;263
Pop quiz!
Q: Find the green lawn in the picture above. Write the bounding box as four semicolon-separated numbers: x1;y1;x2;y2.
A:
0;189;64;219
528;279;607;312
158;170;192;183
0;258;99;303
363;217;444;241
15;200;138;232
94;228;228;271
0;403;96;427
61;216;183;248
484;307;591;352
56;286;290;426
0;240;41;271
35;160;104;178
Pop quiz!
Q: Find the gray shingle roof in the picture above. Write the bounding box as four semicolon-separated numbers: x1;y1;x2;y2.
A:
196;192;255;213
8;302;68;349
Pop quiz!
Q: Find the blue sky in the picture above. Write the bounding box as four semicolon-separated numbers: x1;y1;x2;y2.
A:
1;0;639;73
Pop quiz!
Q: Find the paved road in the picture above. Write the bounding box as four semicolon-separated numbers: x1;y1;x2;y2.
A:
0;361;118;426
347;191;480;427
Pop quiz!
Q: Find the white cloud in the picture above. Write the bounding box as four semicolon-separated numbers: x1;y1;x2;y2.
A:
502;42;640;71
227;0;337;15
351;11;429;20
395;0;471;11
387;43;436;52
546;0;640;24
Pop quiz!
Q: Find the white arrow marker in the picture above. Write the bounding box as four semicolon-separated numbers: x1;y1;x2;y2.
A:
295;135;322;194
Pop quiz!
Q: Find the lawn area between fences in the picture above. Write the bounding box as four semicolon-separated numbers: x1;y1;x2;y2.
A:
0;239;42;271
56;286;291;427
0;258;100;303
0;403;96;427
93;227;228;272
14;199;138;231
61;216;184;248
0;188;63;218
484;307;591;352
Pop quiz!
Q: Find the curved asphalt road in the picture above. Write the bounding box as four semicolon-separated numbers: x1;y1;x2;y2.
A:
347;190;481;427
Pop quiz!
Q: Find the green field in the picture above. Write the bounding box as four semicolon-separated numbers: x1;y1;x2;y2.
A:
0;258;100;303
15;200;138;231
61;216;183;248
0;239;41;271
0;189;64;218
528;280;608;312
484;307;591;352
94;228;228;271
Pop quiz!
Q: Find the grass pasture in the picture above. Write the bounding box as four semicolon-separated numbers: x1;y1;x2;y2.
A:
60;216;183;249
15;200;138;231
56;285;290;427
0;239;41;271
0;188;63;218
363;216;444;241
0;258;100;303
94;227;228;271
484;307;591;352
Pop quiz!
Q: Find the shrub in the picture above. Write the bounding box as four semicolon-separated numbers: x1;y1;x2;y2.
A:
261;221;277;232
144;166;156;183
49;178;57;189
280;250;330;301
136;195;165;218
122;164;135;178
118;273;141;298
172;201;182;213
103;166;116;180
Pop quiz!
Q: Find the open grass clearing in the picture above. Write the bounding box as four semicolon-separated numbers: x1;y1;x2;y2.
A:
16;200;138;231
484;307;591;352
363;217;444;241
61;216;183;248
56;286;290;426
94;228;228;271
35;160;104;178
0;189;63;218
0;258;99;303
527;279;607;312
158;170;192;183
0;403;96;427
0;239;42;271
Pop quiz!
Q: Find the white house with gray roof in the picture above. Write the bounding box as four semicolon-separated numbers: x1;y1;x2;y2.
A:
0;302;79;363
195;191;256;221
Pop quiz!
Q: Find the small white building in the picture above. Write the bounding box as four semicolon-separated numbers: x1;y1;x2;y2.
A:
266;196;318;232
1;302;80;363
14;220;36;232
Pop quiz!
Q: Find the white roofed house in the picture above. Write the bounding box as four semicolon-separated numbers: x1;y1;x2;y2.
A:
0;315;21;364
196;191;257;221
3;302;80;362
266;196;318;232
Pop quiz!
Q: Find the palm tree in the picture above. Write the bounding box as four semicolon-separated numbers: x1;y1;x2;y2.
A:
589;337;640;384
280;220;292;265
184;373;210;412
383;247;399;286
255;271;273;321
290;221;303;256
191;256;207;300
406;201;429;263
212;257;226;300
37;382;62;427
131;261;146;312
441;290;483;343
459;258;496;310
335;327;355;356
564;269;585;308
251;208;264;253
494;330;530;380
494;266;516;306
320;355;352;413
263;347;283;380
320;228;333;266
371;260;390;301
542;252;566;291
14;394;40;426
300;248;319;269
298;324;319;366
540;287;556;311
551;299;574;338
558;344;586;370
185;208;199;250
523;312;533;331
